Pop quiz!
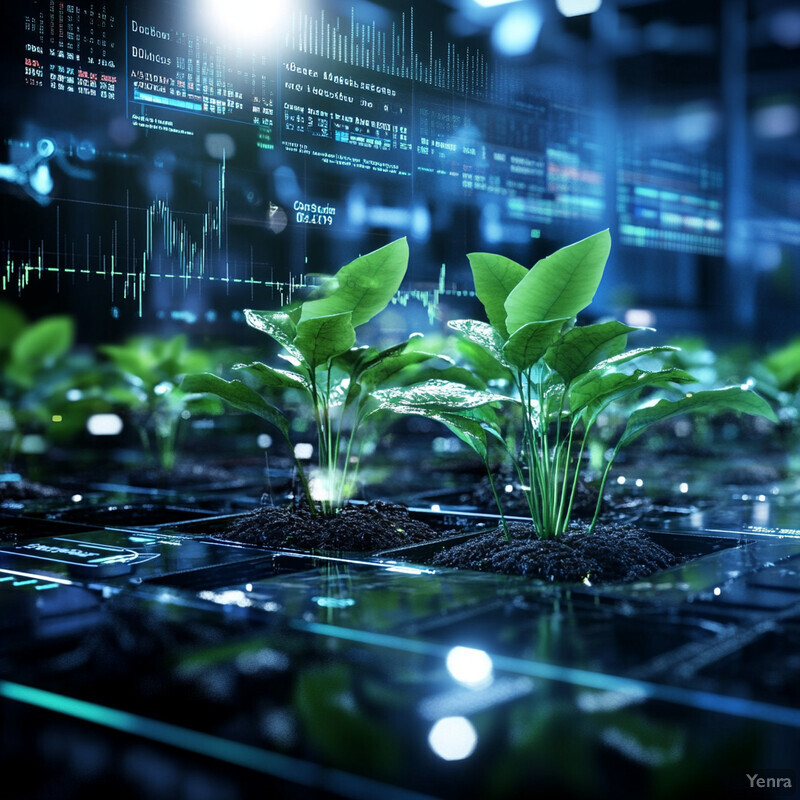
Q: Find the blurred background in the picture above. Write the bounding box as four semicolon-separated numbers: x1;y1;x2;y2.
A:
1;0;798;477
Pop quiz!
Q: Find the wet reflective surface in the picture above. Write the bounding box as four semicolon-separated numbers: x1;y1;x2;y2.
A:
2;462;800;798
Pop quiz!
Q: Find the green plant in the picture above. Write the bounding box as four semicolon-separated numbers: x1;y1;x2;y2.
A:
100;333;224;471
182;237;450;515
373;231;777;540
0;301;107;472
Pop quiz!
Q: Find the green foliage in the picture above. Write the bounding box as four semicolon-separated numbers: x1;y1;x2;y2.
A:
101;333;224;471
184;237;440;515
0;302;105;469
372;231;777;540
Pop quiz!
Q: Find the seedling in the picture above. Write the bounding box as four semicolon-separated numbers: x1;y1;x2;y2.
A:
374;231;777;540
183;238;447;515
101;333;224;471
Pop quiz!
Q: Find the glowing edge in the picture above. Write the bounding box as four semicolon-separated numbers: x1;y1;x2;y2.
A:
292;621;800;730
0;568;73;585
0;680;435;800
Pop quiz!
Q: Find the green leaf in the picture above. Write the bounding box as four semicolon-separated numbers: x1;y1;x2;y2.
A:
371;379;510;414
593;345;680;371
327;378;355;409
299;237;409;327
0;302;27;354
233;361;310;392
181;373;290;439
466;252;528;339
764;336;800;392
433;413;491;460
570;367;697;423
243;309;302;360
333;345;377;377
454;337;513;384
406;364;488;391
504;229;611;334
11;315;74;370
294;312;356;369
618;386;778;448
359;349;439;389
100;344;154;384
448;319;508;365
502;318;569;371
544;321;640;385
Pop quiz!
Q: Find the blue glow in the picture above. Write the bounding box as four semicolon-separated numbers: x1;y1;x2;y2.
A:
474;0;521;7
28;165;53;196
446;646;494;688
204;0;288;41
312;596;356;608
556;0;602;17
428;717;478;761
292;621;800;730
492;6;543;55
0;680;416;798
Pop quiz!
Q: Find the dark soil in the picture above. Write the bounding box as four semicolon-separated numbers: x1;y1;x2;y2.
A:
430;521;679;585
216;500;446;553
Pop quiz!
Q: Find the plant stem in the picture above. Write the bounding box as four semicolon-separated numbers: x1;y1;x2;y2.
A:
588;441;621;534
293;454;317;516
485;458;511;542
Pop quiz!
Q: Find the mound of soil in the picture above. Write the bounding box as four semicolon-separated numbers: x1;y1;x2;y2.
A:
216;500;445;553
430;521;679;585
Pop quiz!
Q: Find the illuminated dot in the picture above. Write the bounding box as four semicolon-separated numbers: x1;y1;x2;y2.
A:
504;484;514;493
257;433;273;449
51;415;62;423
71;494;83;503
66;389;83;401
86;414;124;436
30;165;53;196
154;381;172;396
430;504;441;512
312;596;355;609
679;482;689;494
556;0;602;16
713;587;721;596
20;435;46;453
428;717;478;761
294;442;313;460
446;646;493;688
624;308;656;328
635;479;644;488
245;583;253;592
617;476;626;485
492;5;543;56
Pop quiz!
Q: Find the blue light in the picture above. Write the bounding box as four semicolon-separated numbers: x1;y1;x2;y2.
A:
473;0;522;7
556;0;602;17
492;5;543;56
428;717;478;761
446;646;494;688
